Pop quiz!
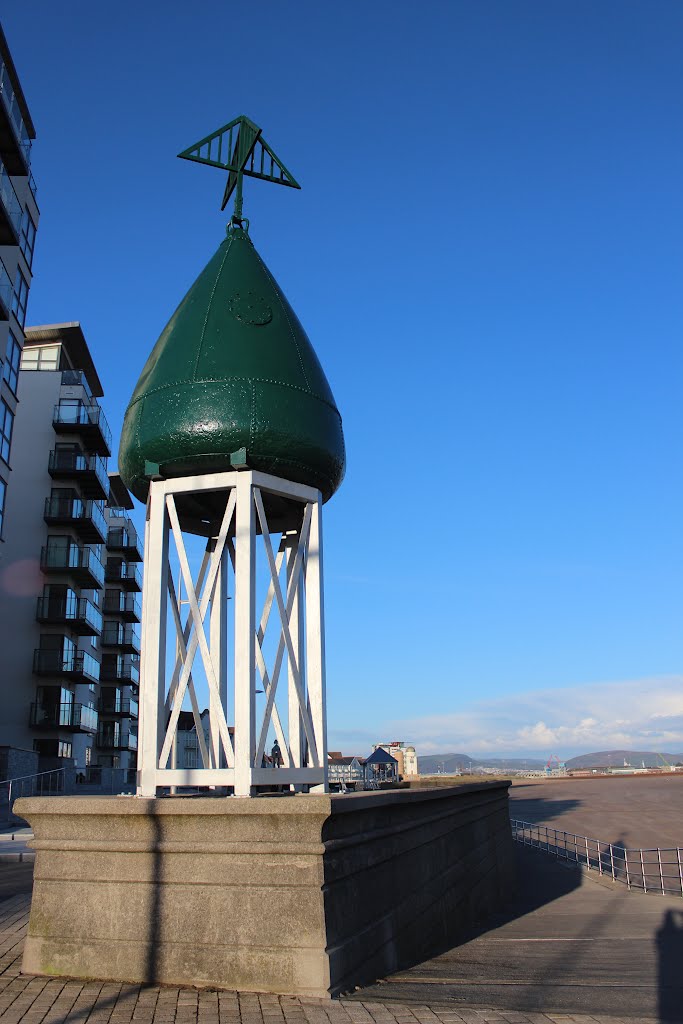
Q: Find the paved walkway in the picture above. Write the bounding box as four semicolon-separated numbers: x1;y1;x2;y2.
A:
1;851;682;1024
352;848;683;1021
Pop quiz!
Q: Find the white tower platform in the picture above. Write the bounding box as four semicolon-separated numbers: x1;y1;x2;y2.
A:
136;468;327;797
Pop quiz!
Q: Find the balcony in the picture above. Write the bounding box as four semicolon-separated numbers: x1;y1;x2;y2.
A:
52;402;112;457
60;369;92;399
100;655;140;685
36;594;102;637
96;725;138;751
98;693;139;718
30;702;98;734
48;449;109;500
0;156;20;244
33;646;100;683
105;559;142;592
102;591;141;622
40;543;105;589
0;57;32;173
101;623;140;654
106;526;143;561
44;496;107;544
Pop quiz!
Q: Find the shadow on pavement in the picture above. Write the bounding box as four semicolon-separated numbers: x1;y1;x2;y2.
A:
346;843;584;1002
658;907;683;1022
0;861;33;901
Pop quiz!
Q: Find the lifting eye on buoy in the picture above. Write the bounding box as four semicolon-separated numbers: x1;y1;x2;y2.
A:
177;114;301;227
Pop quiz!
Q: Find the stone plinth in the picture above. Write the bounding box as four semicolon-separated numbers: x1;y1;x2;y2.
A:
16;782;514;998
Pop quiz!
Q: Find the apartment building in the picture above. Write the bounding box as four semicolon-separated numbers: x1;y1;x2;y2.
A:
0;323;142;772
0;23;39;542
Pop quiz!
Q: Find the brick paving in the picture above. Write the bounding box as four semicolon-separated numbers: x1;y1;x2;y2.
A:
0;892;674;1024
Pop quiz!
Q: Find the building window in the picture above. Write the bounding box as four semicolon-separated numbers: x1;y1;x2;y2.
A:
20;344;61;372
20;208;36;268
0;476;5;537
3;330;21;394
85;746;92;766
0;400;13;464
11;267;29;328
58;741;72;759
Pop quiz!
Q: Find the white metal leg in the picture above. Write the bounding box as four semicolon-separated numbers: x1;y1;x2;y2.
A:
306;499;328;791
138;482;169;796
234;473;256;796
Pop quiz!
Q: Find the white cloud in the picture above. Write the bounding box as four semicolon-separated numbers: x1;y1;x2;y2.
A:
371;676;683;758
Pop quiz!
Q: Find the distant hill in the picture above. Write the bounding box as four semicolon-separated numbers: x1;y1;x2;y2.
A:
419;753;472;775
418;750;683;775
565;750;683;769
419;753;546;775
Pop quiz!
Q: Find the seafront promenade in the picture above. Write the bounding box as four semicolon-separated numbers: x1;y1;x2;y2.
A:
1;842;682;1024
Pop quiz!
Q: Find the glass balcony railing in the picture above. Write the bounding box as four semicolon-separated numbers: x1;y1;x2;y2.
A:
106;526;142;560
103;591;141;619
36;594;103;635
96;724;137;750
40;542;105;587
33;647;100;682
98;695;139;718
105;560;142;590
60;369;92;398
0;156;21;236
0;57;32;167
48;449;109;497
44;496;107;540
28;170;37;201
30;702;98;733
100;655;140;684
52;401;112;455
102;623;141;653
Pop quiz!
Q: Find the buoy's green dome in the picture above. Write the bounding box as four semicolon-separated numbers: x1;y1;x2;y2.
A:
118;226;345;508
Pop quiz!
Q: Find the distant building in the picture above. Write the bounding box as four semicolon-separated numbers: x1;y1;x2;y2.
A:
327;754;365;791
373;740;418;777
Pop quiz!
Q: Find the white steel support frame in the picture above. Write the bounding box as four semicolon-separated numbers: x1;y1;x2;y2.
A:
137;469;327;797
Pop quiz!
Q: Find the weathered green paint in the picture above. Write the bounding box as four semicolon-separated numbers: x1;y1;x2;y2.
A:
118;225;345;507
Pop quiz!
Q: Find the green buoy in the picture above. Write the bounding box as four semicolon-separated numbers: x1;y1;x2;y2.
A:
118;116;345;520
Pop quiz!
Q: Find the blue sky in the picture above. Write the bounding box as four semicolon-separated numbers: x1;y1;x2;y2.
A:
5;1;683;758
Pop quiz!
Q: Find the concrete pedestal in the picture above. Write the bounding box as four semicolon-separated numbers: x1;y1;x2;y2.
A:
16;782;515;998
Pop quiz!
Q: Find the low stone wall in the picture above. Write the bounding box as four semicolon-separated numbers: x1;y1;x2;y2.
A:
16;781;514;998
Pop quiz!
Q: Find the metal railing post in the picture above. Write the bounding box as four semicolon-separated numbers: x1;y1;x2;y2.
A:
640;848;647;892
657;848;664;894
677;848;683;897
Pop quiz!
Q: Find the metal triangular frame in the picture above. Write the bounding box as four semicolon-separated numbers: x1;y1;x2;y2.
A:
178;115;301;212
137;469;327;796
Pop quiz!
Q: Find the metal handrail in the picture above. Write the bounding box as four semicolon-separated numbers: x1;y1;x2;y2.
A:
511;818;683;897
1;768;66;821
